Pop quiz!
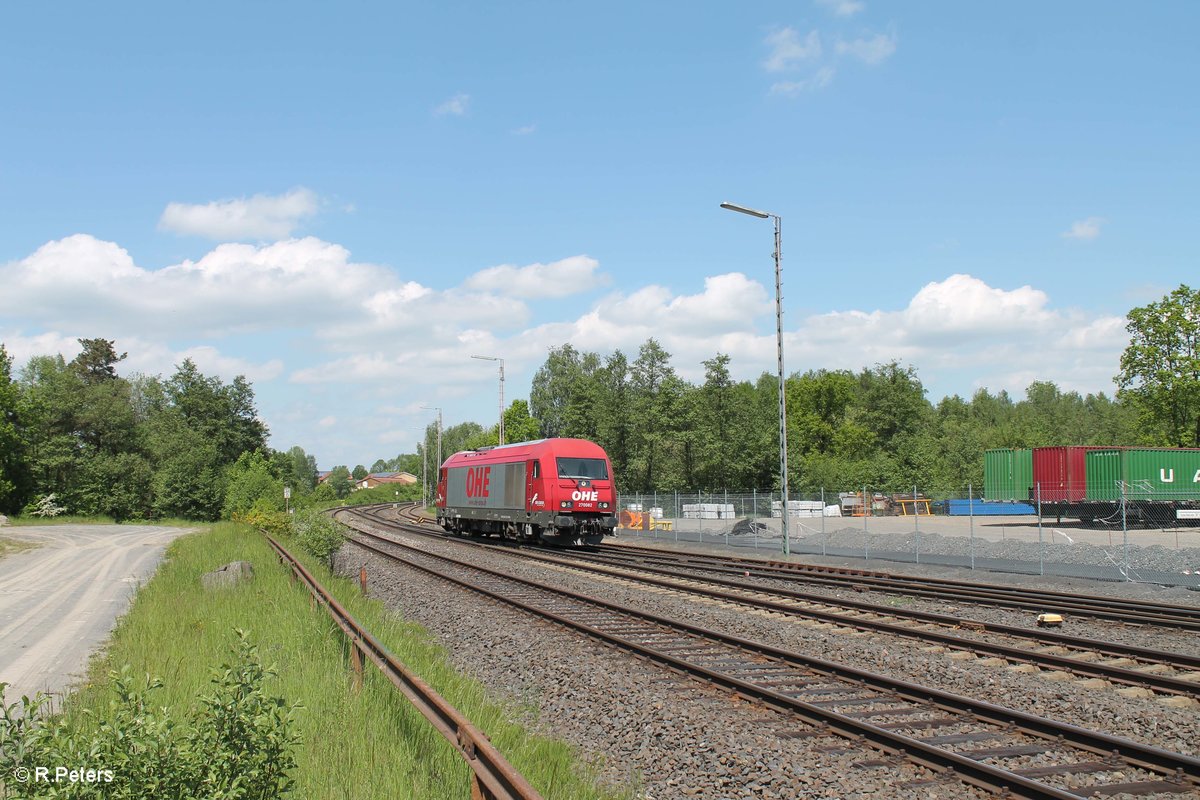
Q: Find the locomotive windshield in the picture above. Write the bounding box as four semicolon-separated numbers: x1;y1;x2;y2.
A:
556;457;609;480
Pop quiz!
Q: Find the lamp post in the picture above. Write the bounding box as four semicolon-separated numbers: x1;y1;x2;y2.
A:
470;354;505;445
720;201;790;556
420;405;442;479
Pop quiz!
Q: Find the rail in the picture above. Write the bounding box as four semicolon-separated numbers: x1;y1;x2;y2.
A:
262;533;543;800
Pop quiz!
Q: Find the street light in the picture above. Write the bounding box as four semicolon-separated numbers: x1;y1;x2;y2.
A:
470;354;505;445
420;406;442;500
721;200;791;556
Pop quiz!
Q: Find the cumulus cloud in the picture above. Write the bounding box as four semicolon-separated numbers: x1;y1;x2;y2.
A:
771;67;836;96
815;0;864;15
1062;216;1104;241
835;32;897;65
434;93;470;116
463;256;605;298
159;188;319;240
763;27;822;72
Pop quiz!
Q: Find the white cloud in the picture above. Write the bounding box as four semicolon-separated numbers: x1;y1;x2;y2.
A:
318;416;337;428
463;256;605;298
835;32;897;65
434;93;470;116
512;124;536;135
763;27;822;72
1062;216;1104;241
159;188;319;241
815;0;864;15
771;67;836;96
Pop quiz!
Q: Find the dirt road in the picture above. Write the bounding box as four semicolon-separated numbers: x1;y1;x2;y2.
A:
0;524;191;707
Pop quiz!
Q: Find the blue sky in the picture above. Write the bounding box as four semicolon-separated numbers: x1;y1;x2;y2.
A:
2;2;1197;468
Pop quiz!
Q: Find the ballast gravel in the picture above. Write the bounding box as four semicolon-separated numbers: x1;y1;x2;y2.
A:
333;519;1200;800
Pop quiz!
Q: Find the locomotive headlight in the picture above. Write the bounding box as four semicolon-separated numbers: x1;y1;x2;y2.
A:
560;501;573;509
599;502;610;509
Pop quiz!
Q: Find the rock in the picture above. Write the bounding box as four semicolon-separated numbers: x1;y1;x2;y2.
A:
0;514;8;527
201;561;255;590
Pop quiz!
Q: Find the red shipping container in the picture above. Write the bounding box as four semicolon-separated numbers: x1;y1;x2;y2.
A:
1031;446;1106;502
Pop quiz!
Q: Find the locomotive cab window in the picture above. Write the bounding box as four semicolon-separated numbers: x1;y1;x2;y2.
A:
556;457;608;480
532;462;540;478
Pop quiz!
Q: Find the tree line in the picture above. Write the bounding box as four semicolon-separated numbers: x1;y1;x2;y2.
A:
3;285;1195;513
0;339;323;520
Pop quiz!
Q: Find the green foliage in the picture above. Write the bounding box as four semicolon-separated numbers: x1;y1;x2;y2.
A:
0;631;298;800
223;451;285;518
289;509;343;565
25;493;65;517
1117;283;1200;447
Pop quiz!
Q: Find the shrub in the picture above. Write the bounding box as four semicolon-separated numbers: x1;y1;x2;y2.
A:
289;509;343;567
0;631;298;800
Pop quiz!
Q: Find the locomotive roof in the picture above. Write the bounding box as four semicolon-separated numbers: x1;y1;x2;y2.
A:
441;437;609;466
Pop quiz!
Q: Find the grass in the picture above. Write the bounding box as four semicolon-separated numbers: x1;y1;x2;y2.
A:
0;536;39;559
61;523;631;800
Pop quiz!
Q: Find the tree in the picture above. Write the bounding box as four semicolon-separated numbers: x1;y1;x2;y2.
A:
530;344;585;438
0;344;30;514
351;465;368;481
325;466;353;499
1117;284;1200;447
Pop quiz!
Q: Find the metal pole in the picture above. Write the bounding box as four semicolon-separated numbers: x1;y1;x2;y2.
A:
863;484;869;560
1121;481;1130;581
1036;482;1044;576
914;483;920;564
820;487;826;556
498;359;504;445
774;214;790;557
422;442;427;508
968;483;975;570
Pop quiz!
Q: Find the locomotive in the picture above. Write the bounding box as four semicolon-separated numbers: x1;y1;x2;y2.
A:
434;438;618;545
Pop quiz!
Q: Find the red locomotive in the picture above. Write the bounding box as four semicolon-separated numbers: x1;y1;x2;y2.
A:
435;438;618;545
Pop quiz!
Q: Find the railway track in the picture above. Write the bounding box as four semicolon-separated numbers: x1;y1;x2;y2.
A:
264;531;542;800
335;511;1200;799
346;505;1200;699
601;541;1200;631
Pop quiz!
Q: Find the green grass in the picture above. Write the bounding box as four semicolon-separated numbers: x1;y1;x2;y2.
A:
62;523;632;800
0;536;38;559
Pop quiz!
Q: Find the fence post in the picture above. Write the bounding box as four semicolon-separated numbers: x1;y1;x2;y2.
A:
820;487;827;557
1036;482;1044;577
863;484;869;560
1121;480;1130;581
359;565;367;595
968;483;975;570
349;640;364;691
914;483;920;564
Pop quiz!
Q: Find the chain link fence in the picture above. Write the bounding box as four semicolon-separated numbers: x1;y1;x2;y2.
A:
614;485;1200;589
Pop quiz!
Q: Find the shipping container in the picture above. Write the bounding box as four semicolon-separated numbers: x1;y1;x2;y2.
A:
983;448;1033;501
1085;447;1200;501
1032;446;1105;502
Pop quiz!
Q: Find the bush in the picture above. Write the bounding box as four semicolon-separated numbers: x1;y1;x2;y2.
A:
290;509;343;567
0;631;298;800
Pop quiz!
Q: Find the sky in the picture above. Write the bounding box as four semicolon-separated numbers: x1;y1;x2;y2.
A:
1;2;1197;469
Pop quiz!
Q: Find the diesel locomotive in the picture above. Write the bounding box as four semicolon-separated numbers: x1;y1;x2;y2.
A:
434;438;618;545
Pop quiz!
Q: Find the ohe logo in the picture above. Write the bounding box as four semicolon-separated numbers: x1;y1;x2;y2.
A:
571;490;599;502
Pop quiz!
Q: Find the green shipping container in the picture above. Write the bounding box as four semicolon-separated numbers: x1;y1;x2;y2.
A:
983;448;1033;501
1085;448;1200;501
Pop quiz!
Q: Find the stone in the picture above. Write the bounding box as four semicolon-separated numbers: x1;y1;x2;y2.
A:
201;560;255;590
0;514;8;526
